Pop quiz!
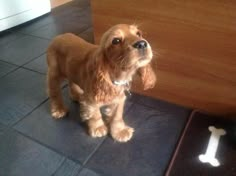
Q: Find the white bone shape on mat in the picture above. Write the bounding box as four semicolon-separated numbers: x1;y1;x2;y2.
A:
198;126;226;167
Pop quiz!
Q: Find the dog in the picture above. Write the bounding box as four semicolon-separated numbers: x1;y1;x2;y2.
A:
46;24;156;142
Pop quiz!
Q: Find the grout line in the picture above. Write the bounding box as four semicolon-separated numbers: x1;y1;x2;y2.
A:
0;59;21;67
20;33;51;41
18;52;47;75
0;66;21;79
0;34;26;47
77;98;136;168
75;166;85;176
0;52;47;77
76;102;150;176
18;7;92;41
0;63;45;78
16;19;53;36
23;24;92;41
81;137;107;166
0;33;29;47
20;67;46;75
0;25;92;79
0;51;46;68
11;98;49;127
13;127;83;165
51;157;67;176
20;52;46;66
75;167;83;176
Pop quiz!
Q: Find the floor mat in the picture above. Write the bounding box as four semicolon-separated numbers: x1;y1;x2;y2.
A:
166;111;236;176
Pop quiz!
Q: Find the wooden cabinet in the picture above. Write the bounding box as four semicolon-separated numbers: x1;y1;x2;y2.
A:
91;0;236;115
50;0;71;8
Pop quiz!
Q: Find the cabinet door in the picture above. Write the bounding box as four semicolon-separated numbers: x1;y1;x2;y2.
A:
0;0;50;31
0;0;32;19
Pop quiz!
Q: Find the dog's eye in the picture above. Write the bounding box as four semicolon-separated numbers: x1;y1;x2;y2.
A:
112;38;121;45
136;31;142;37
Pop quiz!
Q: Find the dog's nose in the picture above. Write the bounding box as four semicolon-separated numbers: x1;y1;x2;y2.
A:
133;40;147;49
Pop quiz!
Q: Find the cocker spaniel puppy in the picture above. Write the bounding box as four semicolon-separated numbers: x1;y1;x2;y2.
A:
47;24;156;142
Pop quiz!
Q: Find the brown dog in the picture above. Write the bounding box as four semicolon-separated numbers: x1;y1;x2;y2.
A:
46;24;156;142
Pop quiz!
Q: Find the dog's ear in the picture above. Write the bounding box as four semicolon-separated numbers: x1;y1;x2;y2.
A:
99;30;111;50
93;68;119;103
138;64;156;90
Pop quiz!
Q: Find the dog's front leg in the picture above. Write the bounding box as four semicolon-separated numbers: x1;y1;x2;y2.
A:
110;96;134;142
80;102;108;138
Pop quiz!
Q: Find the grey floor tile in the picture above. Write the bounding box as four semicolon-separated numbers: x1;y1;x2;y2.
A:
78;168;100;176
29;7;92;40
0;128;65;176
0;35;49;66
14;89;104;163
54;159;81;176
0;123;7;136
133;93;188;114
16;14;55;34
15;0;89;35
0;61;17;78
0;68;47;125
0;31;25;46
51;1;89;21
84;96;190;176
24;54;47;74
14;87;134;163
29;18;91;40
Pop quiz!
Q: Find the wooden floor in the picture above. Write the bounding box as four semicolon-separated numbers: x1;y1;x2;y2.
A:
91;0;236;115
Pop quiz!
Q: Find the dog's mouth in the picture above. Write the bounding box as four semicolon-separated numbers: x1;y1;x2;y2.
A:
137;49;152;60
116;46;152;70
138;55;148;61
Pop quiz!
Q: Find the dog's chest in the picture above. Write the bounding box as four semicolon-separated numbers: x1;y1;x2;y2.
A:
95;86;125;104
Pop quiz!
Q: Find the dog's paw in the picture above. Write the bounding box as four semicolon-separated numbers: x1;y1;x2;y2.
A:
89;125;108;138
111;126;134;142
51;107;68;119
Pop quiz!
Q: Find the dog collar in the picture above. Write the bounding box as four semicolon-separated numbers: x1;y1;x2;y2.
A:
112;80;132;97
113;80;129;86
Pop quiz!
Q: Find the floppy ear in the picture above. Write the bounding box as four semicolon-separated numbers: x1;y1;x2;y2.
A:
138;64;156;90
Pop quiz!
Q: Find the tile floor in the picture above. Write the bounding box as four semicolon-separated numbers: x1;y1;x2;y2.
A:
0;0;192;175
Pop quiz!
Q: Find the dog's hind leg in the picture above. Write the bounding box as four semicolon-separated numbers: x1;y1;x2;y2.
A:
68;81;84;102
47;52;68;119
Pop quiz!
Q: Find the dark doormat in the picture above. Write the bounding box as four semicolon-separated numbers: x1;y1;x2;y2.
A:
166;111;236;176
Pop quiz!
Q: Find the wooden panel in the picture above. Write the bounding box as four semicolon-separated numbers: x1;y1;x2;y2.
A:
50;0;71;8
91;0;236;115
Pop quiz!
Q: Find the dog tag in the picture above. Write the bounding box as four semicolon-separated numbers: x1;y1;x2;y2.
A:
125;89;132;97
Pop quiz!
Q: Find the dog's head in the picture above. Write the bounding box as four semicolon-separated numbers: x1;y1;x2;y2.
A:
99;24;153;80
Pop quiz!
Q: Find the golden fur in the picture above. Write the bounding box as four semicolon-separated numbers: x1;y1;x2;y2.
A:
46;24;156;142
